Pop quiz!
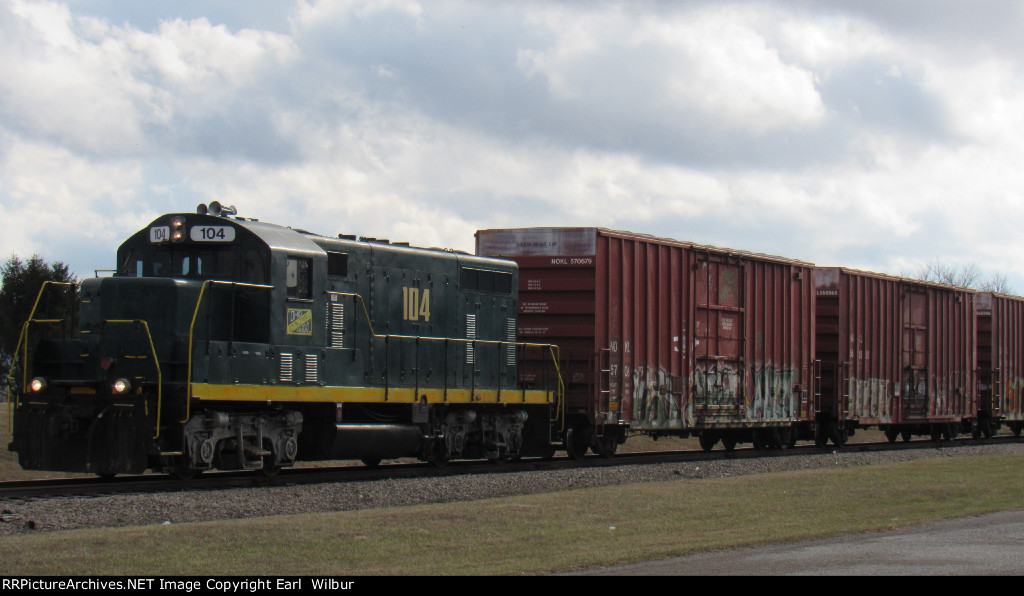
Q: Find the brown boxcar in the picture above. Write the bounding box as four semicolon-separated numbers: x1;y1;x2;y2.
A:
976;292;1024;437
814;267;976;445
475;227;816;456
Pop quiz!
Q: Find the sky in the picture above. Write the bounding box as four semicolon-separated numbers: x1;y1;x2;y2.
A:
2;0;1024;291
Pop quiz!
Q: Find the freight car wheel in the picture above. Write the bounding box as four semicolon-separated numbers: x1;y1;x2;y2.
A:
361;457;382;468
565;426;592;460
721;437;737;452
777;427;793;450
885;428;899;443
814;423;829;449
595;434;618;458
698;433;718;453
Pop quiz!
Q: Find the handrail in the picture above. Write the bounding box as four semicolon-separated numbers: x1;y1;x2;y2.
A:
183;286;565;428
6;281;78;430
101;320;162;438
326;290;565;408
185;280;275;422
8;320;164;439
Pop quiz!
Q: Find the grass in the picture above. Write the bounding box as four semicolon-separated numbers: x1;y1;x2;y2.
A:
2;453;1023;575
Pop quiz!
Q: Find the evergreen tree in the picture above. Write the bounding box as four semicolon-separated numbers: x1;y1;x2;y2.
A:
1;254;78;386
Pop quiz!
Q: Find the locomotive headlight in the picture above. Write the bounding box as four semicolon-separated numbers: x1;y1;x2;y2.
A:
171;229;185;242
29;377;47;393
112;378;132;395
170;216;186;229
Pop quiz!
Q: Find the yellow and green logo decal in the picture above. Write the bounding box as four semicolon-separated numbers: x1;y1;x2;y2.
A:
287;308;313;335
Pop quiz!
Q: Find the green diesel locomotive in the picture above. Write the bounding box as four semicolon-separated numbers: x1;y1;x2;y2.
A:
8;204;563;477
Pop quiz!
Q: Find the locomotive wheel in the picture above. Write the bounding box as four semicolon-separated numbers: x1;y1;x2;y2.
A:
537;443;557;460
426;439;449;468
172;461;201;481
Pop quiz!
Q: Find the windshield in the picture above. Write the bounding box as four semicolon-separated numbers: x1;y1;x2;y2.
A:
118;246;237;280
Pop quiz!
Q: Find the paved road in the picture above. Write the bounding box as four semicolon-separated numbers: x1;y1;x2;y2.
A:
574;510;1024;575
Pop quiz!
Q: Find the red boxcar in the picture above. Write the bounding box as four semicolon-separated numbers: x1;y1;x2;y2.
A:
976;292;1024;437
814;267;976;445
476;227;816;456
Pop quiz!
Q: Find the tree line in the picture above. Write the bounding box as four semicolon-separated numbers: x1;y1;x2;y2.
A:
1;255;77;385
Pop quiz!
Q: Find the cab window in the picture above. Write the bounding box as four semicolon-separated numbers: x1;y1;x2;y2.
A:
287;257;312;299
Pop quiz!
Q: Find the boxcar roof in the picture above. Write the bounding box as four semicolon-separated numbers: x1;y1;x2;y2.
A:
475;226;814;268
814;265;978;293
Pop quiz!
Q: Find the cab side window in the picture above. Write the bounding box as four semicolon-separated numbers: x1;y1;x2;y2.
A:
286;257;312;299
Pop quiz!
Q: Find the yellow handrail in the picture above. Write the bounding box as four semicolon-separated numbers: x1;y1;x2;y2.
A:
5;282;166;439
185;280;275;422
102;320;162;438
6;281;77;431
182;285;565;427
326;290;565;414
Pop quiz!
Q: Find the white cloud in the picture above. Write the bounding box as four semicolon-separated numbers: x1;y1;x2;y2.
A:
518;5;825;134
2;0;1024;292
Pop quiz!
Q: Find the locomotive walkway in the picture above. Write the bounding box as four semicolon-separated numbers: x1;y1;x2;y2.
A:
573;509;1024;575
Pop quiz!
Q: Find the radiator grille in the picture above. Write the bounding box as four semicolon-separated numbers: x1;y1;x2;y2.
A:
506;317;516;366
279;353;294;382
305;353;319;383
329;302;344;348
466;314;477;364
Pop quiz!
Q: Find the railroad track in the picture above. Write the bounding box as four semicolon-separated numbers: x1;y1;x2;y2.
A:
2;435;1020;501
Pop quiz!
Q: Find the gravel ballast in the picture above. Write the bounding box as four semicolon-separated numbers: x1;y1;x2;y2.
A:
2;442;1022;536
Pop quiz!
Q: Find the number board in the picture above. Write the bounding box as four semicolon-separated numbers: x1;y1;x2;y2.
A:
190;226;236;242
150;226;170;243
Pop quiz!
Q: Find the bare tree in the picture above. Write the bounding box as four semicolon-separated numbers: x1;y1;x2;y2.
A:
903;258;1015;295
979;272;1013;294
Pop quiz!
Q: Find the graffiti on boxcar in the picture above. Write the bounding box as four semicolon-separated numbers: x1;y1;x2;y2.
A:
750;366;797;420
901;366;928;414
847;378;892;423
692;363;740;408
1005;377;1024;420
630;365;683;429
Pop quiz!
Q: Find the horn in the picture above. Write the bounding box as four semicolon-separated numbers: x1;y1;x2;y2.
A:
208;201;238;217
